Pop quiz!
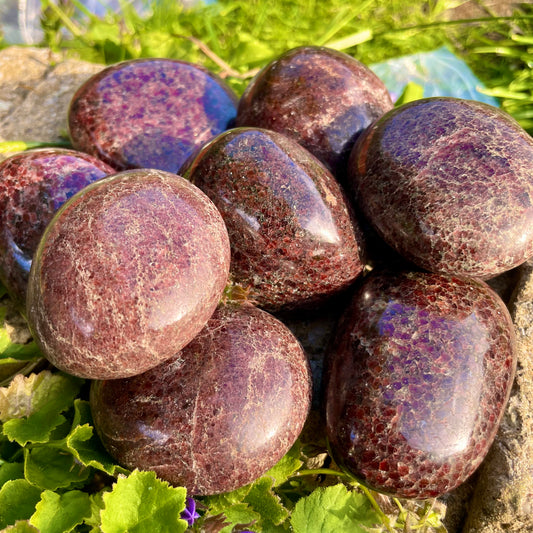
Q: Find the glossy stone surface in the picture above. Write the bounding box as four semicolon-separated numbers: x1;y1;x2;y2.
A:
325;270;517;499
182;127;365;311
0;148;114;311
27;169;230;380
90;303;312;495
236;46;393;177
68;58;238;173
348;97;533;278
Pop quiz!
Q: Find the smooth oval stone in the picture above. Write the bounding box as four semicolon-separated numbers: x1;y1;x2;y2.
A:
68;58;238;173
90;303;312;495
182;127;365;311
325;270;516;499
0;148;114;311
236;46;393;177
347;97;533;278
27;169;230;380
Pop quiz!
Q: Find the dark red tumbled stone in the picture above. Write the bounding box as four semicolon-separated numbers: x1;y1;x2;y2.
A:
0;148;114;311
68;58;238;173
347;97;533;278
90;303;312;495
325;270;516;499
26;169;230;380
236;46;393;177
182;127;365;311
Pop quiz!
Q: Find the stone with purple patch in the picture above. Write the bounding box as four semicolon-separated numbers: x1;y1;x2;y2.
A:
325;270;517;499
0;148;114;311
68;58;238;173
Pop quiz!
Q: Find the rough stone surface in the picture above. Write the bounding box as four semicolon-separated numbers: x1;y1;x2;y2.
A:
348;97;533;279
325;271;517;500
90;303;312;495
0;47;104;155
0;148;114;311
26;169;231;380
462;258;533;532
68;58;238;172
183;127;366;311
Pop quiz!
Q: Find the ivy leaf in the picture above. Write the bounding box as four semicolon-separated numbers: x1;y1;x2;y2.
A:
65;400;128;476
0;371;83;446
0;479;42;529
202;483;253;515
29;490;92;533
100;470;188;533
23;446;92;491
290;484;382;533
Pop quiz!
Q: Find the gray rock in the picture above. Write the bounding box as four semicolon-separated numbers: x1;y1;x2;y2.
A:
0;46;103;159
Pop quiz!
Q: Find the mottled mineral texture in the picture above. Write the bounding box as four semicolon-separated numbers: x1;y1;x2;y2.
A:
26;169;231;380
183;127;366;311
348;97;533;279
236;46;393;178
0;149;114;311
325;271;517;500
68;58;238;172
90;303;312;496
0;46;104;158
461;259;533;533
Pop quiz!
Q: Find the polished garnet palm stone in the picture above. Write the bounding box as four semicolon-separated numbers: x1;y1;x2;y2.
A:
26;169;230;380
90;303;312;495
348;97;533;278
68;58;238;173
182;127;365;311
236;46;393;177
0;148;114;311
325;270;516;499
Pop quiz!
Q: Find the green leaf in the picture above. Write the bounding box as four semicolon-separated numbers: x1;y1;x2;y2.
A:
202;483;253;514
262;441;303;487
65;400;127;476
218;503;261;533
0;520;40;532
0;371;83;446
243;476;289;527
290;484;382;533
100;470;188;533
395;81;425;106
0;462;24;485
23;446;92;491
29;490;92;533
0;479;42;529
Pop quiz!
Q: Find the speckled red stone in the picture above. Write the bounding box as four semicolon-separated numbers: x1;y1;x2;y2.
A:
26;169;230;380
90;303;312;495
325;270;517;499
182;127;366;311
347;97;533;278
0;149;114;311
68;58;238;173
236;46;393;177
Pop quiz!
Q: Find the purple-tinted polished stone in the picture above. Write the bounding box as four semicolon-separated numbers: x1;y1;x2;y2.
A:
68;58;238;173
348;97;533;278
325;270;517;499
0;148;114;311
236;46;393;177
27;169;230;380
90;303;312;495
182;127;365;311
